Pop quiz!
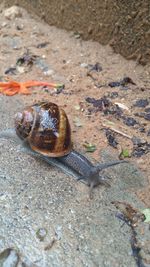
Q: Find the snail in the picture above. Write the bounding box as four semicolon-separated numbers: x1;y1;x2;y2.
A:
0;101;127;196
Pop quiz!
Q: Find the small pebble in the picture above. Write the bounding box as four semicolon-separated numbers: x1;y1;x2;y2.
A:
80;63;88;68
1;22;8;27
3;6;23;20
44;69;54;76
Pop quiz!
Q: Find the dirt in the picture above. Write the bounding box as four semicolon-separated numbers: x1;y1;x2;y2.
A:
2;0;150;66
0;5;149;204
0;6;150;266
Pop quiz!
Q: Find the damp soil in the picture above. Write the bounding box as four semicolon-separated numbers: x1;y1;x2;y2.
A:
2;0;150;66
0;6;150;267
0;6;149;206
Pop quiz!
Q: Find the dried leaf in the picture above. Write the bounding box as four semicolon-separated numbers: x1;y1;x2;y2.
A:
112;201;145;226
55;84;65;94
5;67;17;75
108;77;136;88
103;120;115;126
119;149;130;158
86;96;123;117
123;116;137;126
16;50;37;68
132;139;150;157
134;99;149;108
105;129;118;148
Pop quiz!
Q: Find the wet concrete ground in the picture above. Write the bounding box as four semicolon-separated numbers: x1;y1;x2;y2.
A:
0;6;150;267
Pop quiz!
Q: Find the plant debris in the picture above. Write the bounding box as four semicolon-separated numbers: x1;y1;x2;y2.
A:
55;85;65;94
131;136;146;146
108;76;136;88
83;142;96;152
85;96;123;117
36;42;49;48
16;50;37;67
73;31;81;39
102;122;132;139
144;112;150;121
130;229;145;267
112;201;147;267
119;148;130;159
147;129;150;136
112;201;145;227
107;91;119;99
105;129;118;148
134;111;150;121
44;238;56;251
132;141;150;157
115;102;130;111
134;99;149;108
138;127;146;133
122;116;138;126
145;107;150;112
88;62;102;72
4;67;17;75
4;50;39;74
86;96;110;109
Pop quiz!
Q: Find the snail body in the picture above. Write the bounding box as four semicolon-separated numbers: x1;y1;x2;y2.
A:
14;101;128;189
0;101;128;193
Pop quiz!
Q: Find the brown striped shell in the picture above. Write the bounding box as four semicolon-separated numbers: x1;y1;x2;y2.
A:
15;102;72;157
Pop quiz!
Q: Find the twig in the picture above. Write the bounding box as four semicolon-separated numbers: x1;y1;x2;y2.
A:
102;123;132;139
44;238;56;251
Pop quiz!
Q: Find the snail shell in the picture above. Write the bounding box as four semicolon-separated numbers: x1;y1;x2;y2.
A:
15;102;72;157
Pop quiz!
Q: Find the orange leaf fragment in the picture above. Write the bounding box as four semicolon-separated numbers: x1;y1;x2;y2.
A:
0;79;64;96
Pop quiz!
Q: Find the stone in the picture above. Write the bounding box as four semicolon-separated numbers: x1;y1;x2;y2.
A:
3;6;23;20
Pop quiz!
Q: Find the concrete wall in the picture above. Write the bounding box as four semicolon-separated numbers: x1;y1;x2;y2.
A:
2;0;150;65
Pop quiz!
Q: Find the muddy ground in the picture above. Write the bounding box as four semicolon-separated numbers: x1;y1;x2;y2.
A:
0;6;150;267
2;0;150;65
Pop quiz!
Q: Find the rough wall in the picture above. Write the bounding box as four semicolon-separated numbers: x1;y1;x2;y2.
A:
2;0;150;65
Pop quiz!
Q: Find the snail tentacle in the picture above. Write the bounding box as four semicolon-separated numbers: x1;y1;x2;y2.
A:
96;160;128;171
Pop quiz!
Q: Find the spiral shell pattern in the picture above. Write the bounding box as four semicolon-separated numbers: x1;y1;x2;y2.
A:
15;102;72;157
